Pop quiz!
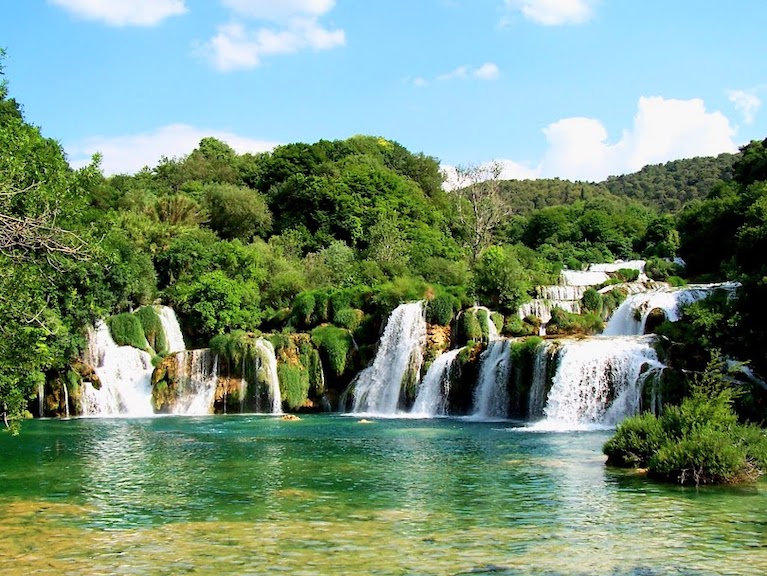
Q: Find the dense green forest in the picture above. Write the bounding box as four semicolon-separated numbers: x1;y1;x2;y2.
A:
1;52;767;439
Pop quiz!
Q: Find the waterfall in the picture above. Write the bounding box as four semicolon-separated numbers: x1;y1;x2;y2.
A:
38;382;45;418
604;282;740;336
411;348;462;417
172;349;219;415
471;339;512;420
351;302;427;415
527;340;553;419
81;321;155;417
62;383;70;419
536;335;665;430
560;270;610;287
254;338;282;414
156;306;186;353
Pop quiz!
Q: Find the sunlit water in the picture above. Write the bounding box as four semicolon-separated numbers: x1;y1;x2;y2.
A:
1;416;766;575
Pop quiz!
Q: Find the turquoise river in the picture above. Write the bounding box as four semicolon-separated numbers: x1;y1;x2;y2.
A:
1;415;766;575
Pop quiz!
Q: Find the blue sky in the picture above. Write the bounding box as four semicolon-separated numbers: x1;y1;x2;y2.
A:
2;0;766;180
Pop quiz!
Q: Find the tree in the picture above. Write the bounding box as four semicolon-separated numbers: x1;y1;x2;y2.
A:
448;162;513;259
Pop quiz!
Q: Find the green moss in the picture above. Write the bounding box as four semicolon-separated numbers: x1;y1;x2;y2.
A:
491;312;504;333
426;292;455;326
107;313;149;350
135;306;169;354
334;307;364;331
277;362;311;410
311;325;354;376
476;308;490;342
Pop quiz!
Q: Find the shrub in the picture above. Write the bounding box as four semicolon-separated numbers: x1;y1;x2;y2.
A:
581;288;603;314
292;292;316;327
616;268;640;282
604;359;767;485
107;313;148;350
504;315;537;337
426;292;455;326
334;307;364;331
491;312;504;333
458;310;482;343
476;308;490;341
277;362;311;410
311;325;354;376
604;412;667;467
135;306;168;354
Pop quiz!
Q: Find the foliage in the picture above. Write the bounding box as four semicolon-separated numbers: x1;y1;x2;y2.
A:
426;292;456;326
135;306;169;354
204;183;272;241
547;308;603;336
311;325;354;376
581;288;603;313
457;310;482;344
604;358;767;485
333;307;363;332
107;313;148;350
472;246;531;313
277;362;311;410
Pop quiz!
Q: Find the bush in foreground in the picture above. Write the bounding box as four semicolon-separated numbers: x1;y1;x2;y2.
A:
604;361;767;485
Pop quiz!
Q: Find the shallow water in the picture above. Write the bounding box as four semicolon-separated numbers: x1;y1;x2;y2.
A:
1;416;765;575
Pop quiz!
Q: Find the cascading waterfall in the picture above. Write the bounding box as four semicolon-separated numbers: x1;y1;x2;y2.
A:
156;306;186;353
527;340;553;420
411;348;462;417
62;383;70;419
172;349;219;415
254;338;282;414
604;282;740;336
38;382;45;418
471;339;512;419
472;306;499;341
350;302;426;415
81;321;154;417
537;335;665;430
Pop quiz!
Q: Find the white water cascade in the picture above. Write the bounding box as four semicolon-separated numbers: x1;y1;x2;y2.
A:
471;339;513;420
604;282;740;336
411;348;463;417
527;340;554;420
254;338;282;414
156;306;186;353
350;302;427;415
472;306;499;340
81;321;155;417
171;349;219;415
536;335;665;430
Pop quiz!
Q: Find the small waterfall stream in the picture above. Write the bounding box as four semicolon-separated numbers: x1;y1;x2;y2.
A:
254;338;282;414
172;350;219;415
535;335;665;430
527;340;553;420
411;348;462;417
350;302;426;415
604;282;739;336
81;321;155;417
156;306;186;352
471;339;512;420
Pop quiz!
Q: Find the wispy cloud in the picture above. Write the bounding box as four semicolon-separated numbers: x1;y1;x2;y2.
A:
727;89;762;125
200;0;345;71
503;0;596;26
49;0;187;27
418;63;501;86
67;124;279;175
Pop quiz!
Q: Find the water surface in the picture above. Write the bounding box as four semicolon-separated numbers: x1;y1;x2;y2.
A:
1;416;765;575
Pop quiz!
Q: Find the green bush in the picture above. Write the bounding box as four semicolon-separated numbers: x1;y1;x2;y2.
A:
426;292;455;326
491;312;504;333
334;307;363;331
602;288;626;315
277;362;311;410
107;313;148;350
135;306;168;354
604;412;667;467
311;325;354;376
504;315;537;337
581;288;603;314
604;363;767;485
547;308;603;336
616;268;640;282
292;292;316;327
476;308;490;341
458;310;482;343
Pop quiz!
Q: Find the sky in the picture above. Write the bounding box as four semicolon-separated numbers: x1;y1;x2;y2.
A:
1;0;766;181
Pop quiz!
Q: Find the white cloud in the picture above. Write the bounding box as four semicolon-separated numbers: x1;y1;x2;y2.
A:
443;96;738;187
441;160;539;190
504;0;595;26
221;0;335;21
727;89;761;125
49;0;187;26
413;77;428;87
67;124;279;175
433;63;500;83
474;63;501;80
539;96;737;181
201;0;344;71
